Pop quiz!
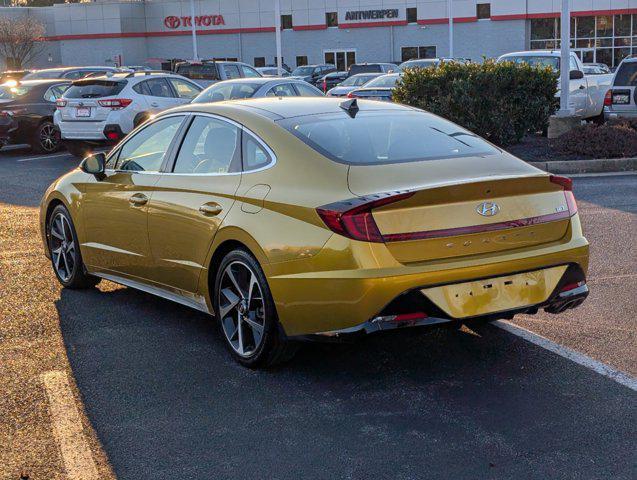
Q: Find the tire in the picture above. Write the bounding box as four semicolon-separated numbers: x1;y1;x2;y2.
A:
64;140;92;159
213;249;298;368
47;204;100;289
133;113;150;128
31;120;61;154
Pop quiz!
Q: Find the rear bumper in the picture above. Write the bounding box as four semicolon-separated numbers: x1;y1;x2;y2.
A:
604;108;637;119
268;223;589;337
57;119;109;140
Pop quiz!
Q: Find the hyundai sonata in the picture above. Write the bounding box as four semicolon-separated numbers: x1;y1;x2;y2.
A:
40;98;589;367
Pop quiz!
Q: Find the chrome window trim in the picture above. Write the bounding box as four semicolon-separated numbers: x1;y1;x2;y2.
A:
159;111;277;177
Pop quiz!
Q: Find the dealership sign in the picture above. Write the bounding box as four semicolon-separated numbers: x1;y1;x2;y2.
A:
344;9;399;21
164;15;225;29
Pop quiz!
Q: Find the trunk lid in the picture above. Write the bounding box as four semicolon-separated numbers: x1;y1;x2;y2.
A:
348;154;572;263
58;79;127;122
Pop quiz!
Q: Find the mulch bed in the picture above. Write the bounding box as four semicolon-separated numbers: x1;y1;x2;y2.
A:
506;134;596;162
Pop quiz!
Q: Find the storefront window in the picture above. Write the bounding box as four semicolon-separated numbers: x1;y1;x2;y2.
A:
531;14;636;67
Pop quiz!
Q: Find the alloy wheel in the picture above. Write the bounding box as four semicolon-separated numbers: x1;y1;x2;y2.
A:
39;123;59;152
218;261;266;357
50;213;75;282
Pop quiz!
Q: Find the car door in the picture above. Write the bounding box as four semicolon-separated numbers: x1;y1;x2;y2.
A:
222;64;242;80
265;83;297;97
240;64;261;78
80;115;186;281
142;77;181;112
146;114;243;295
568;55;588;117
166;77;202;105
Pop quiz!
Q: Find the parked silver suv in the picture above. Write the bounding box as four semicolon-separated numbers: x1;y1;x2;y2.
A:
604;56;637;120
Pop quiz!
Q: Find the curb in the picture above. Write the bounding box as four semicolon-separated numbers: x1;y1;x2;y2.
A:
528;157;637;174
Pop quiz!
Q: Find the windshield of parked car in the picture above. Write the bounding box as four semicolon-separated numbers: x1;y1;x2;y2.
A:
363;75;400;88
340;74;378;87
23;69;67;80
63;80;126;98
0;84;33;99
192;82;262;103
614;62;637;86
500;55;560;70
400;59;439;69
279;110;499;165
291;66;315;76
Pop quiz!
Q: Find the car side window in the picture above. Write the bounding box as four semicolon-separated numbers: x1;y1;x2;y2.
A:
168;78;202;99
294;82;323;97
144;78;173;97
115;116;184;172
43;84;69;102
172;116;241;174
569;56;579;72
241;65;261;78
242;131;272;171
223;64;241;79
266;83;297;97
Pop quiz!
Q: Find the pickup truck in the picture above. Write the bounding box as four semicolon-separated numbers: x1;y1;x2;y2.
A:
497;50;613;121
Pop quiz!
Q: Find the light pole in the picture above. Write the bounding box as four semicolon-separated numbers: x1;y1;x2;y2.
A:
190;0;199;61
558;0;571;115
274;0;283;75
448;0;454;58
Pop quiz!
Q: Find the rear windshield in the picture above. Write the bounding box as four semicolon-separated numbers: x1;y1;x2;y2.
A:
23;69;66;80
614;62;637;86
340;74;378;87
278;110;499;165
349;64;382;75
401;60;439;69
0;84;33;100
64;80;126;99
176;63;220;81
364;75;400;88
500;55;560;70
192;82;262;103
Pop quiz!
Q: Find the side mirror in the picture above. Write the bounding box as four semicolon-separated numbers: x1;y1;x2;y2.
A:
570;69;584;80
80;152;106;179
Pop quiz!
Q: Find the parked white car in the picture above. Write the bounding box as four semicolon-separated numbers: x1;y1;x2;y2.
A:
497;50;613;121
54;71;202;157
604;56;637;120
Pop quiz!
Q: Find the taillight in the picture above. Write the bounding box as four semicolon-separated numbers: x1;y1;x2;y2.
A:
346;91;356;98
317;192;414;243
98;98;132;109
56;99;67;108
604;90;612;107
323;79;327;92
550;175;577;216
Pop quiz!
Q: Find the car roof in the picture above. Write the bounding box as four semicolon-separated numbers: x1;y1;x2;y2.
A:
166;97;410;121
207;77;287;85
3;78;70;87
499;50;568;58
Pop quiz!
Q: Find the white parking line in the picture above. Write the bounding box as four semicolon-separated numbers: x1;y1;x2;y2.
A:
41;370;100;480
16;153;73;162
494;320;637;392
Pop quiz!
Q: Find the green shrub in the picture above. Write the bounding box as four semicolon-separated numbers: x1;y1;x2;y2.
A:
552;119;637;158
392;59;559;146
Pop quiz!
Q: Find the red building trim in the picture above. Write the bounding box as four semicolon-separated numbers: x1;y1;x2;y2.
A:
417;16;477;25
339;20;408;29
492;8;637;21
293;24;327;31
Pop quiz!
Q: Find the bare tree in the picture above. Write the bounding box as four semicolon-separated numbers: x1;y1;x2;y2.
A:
0;15;45;69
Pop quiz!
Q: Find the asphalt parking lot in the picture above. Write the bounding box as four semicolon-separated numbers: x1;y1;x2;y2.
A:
1;147;635;480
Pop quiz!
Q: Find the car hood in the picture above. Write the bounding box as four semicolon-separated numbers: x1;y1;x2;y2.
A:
328;86;356;95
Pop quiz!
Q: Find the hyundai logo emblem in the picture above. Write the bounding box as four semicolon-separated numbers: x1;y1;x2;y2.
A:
476;202;500;217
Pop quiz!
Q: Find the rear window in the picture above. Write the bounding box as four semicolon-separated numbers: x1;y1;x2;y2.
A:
64;80;126;99
0;84;33;100
364;75;400;88
192;82;262;103
340;74;378;87
499;55;560;71
176;63;220;81
614;62;637;86
278;110;499;165
349;64;382;75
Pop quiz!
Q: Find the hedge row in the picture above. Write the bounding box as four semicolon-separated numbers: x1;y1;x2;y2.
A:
392;59;559;146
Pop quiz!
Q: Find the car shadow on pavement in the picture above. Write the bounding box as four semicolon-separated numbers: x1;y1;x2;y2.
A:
55;283;637;480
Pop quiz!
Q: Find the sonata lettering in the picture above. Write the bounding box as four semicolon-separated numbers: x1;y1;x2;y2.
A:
344;9;399;21
163;15;225;29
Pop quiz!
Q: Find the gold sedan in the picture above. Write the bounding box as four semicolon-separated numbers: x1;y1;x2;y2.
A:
40;98;589;367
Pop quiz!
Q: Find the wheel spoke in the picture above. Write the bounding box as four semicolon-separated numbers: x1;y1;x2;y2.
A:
247;272;258;304
51;227;63;240
226;267;245;298
61;250;71;277
236;313;245;355
52;247;62;269
66;241;75;254
244;314;264;346
219;288;240;318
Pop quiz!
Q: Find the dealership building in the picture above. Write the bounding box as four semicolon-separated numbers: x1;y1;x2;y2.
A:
1;0;637;71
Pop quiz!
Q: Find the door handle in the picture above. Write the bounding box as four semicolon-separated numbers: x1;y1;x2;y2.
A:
579;85;585;89
129;193;148;206
199;203;223;216
150;102;159;107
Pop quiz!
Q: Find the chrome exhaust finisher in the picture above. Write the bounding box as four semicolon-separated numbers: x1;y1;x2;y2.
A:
314;313;451;337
